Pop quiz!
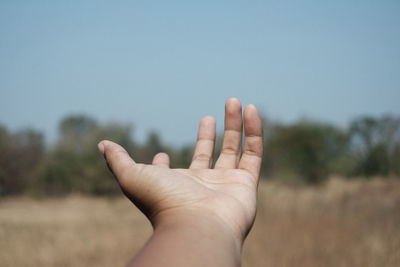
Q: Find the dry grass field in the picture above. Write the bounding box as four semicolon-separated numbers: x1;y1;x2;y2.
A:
0;177;399;267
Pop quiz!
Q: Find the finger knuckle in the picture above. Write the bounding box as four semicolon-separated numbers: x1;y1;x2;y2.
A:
193;153;211;162
221;146;239;155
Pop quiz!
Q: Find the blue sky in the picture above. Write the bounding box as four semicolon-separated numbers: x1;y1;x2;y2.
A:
1;1;399;146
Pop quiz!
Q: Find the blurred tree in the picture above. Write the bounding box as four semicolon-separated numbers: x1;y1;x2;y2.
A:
34;115;135;195
265;120;349;184
3;112;399;197
349;115;400;177
170;145;193;168
58;115;98;153
0;125;44;196
135;131;165;164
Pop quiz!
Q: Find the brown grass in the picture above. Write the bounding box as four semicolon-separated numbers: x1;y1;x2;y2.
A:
1;177;399;267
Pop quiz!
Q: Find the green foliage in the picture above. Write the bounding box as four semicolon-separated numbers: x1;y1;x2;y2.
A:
264;120;349;184
349;115;400;177
170;145;193;168
0;113;399;196
33;115;134;196
0;126;44;196
135;131;165;164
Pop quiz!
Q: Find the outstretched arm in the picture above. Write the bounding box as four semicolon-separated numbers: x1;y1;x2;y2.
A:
98;98;263;267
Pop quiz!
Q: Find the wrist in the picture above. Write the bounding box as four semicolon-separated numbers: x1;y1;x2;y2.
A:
130;209;243;267
152;209;244;253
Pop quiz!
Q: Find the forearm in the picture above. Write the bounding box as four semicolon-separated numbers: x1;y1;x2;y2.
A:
127;211;243;267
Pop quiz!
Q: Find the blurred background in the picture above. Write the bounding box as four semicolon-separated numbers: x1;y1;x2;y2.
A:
0;1;399;267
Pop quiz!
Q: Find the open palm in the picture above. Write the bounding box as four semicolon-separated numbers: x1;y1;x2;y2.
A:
98;98;263;240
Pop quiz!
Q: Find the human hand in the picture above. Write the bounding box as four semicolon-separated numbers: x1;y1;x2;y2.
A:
98;98;263;245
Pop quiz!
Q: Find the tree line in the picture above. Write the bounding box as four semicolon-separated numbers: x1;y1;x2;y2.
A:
1;114;399;196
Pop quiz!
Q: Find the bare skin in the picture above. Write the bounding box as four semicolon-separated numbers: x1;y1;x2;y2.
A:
98;98;263;267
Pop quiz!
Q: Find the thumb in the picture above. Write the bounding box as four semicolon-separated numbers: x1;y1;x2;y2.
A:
98;140;137;187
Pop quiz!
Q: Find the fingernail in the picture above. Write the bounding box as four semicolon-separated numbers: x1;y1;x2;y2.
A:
248;104;257;111
97;141;105;155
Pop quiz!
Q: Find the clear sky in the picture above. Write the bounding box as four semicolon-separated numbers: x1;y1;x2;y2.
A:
1;1;399;146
